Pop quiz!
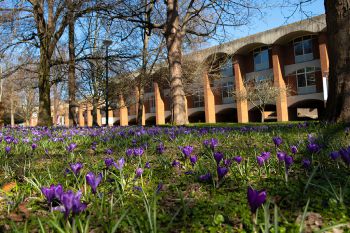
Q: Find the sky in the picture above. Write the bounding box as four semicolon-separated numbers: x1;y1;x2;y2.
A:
204;0;325;48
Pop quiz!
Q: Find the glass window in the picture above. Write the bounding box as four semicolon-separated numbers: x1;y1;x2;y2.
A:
222;82;233;98
296;67;318;95
294;36;314;63
193;90;204;108
254;47;269;71
149;95;155;113
220;60;233;79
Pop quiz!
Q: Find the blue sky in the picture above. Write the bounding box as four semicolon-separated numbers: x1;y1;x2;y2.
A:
205;0;325;47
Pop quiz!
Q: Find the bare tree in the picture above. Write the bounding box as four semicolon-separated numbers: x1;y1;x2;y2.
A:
233;79;290;122
108;0;261;125
0;0;117;126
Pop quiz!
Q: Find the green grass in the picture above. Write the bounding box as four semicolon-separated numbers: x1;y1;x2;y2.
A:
0;122;349;232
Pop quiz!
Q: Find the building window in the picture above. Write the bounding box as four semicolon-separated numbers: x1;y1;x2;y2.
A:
193;90;204;108
255;75;273;83
149;95;156;113
222;81;234;104
220;60;234;79
253;47;269;71
296;67;320;94
294;36;314;63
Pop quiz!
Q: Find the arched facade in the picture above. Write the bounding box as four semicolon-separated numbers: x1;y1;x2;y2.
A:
69;15;328;127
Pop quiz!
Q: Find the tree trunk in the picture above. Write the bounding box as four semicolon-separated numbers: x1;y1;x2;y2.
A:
260;110;265;123
137;85;145;125
324;0;350;123
68;5;78;127
92;100;99;126
37;49;53;126
165;0;188;125
10;98;14;127
0;102;4;128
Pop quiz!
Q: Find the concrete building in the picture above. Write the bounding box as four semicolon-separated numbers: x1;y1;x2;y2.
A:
31;15;328;126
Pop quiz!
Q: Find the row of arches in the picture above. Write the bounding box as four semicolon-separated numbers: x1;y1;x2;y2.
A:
112;99;325;125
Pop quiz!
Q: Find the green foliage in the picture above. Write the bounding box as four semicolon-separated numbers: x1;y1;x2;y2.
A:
0;122;349;232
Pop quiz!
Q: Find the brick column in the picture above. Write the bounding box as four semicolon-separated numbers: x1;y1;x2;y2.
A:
318;32;329;77
203;70;216;123
65;104;69;127
87;104;93;127
78;104;85;127
154;82;165;125
108;109;114;126
119;95;128;126
233;55;249;123
97;108;101;126
272;45;289;122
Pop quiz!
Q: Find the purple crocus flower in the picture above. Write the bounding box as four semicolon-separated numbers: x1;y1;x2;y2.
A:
291;145;298;154
134;147;144;156
329;151;340;160
70;163;83;175
171;160;180;167
156;143;165;154
307;143;320;153
133;186;142;192
105;148;113;155
233;156;242;164
199;173;212;182
302;158;311;169
217;167;228;180
339;147;350;165
41;184;63;203
66;143;77;153
213;151;224;164
261;152;271;160
203;138;219;150
31;143;38;150
189;155;198;165
114;157;125;170
135;168;143;177
181;146;193;157
126;148;134;156
247;187;267;213
5;146;11;153
156;183;163;194
273;137;283;147
145;161;151;169
56;190;87;217
104;158;114;168
257;156;265;166
86;172;102;194
277;151;286;162
224;158;232;167
284;155;294;169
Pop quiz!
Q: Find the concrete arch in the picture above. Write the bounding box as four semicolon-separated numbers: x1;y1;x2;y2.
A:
189;15;326;63
216;108;238;123
128;115;137;125
273;30;318;45
288;99;325;120
203;52;230;66
234;42;269;56
287;93;323;107
188;110;205;123
248;104;277;122
145;116;156;125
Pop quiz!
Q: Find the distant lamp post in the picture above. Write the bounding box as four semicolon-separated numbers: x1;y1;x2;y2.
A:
103;39;112;126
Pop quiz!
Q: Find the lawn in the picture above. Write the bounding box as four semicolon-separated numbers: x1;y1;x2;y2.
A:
0;122;349;232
